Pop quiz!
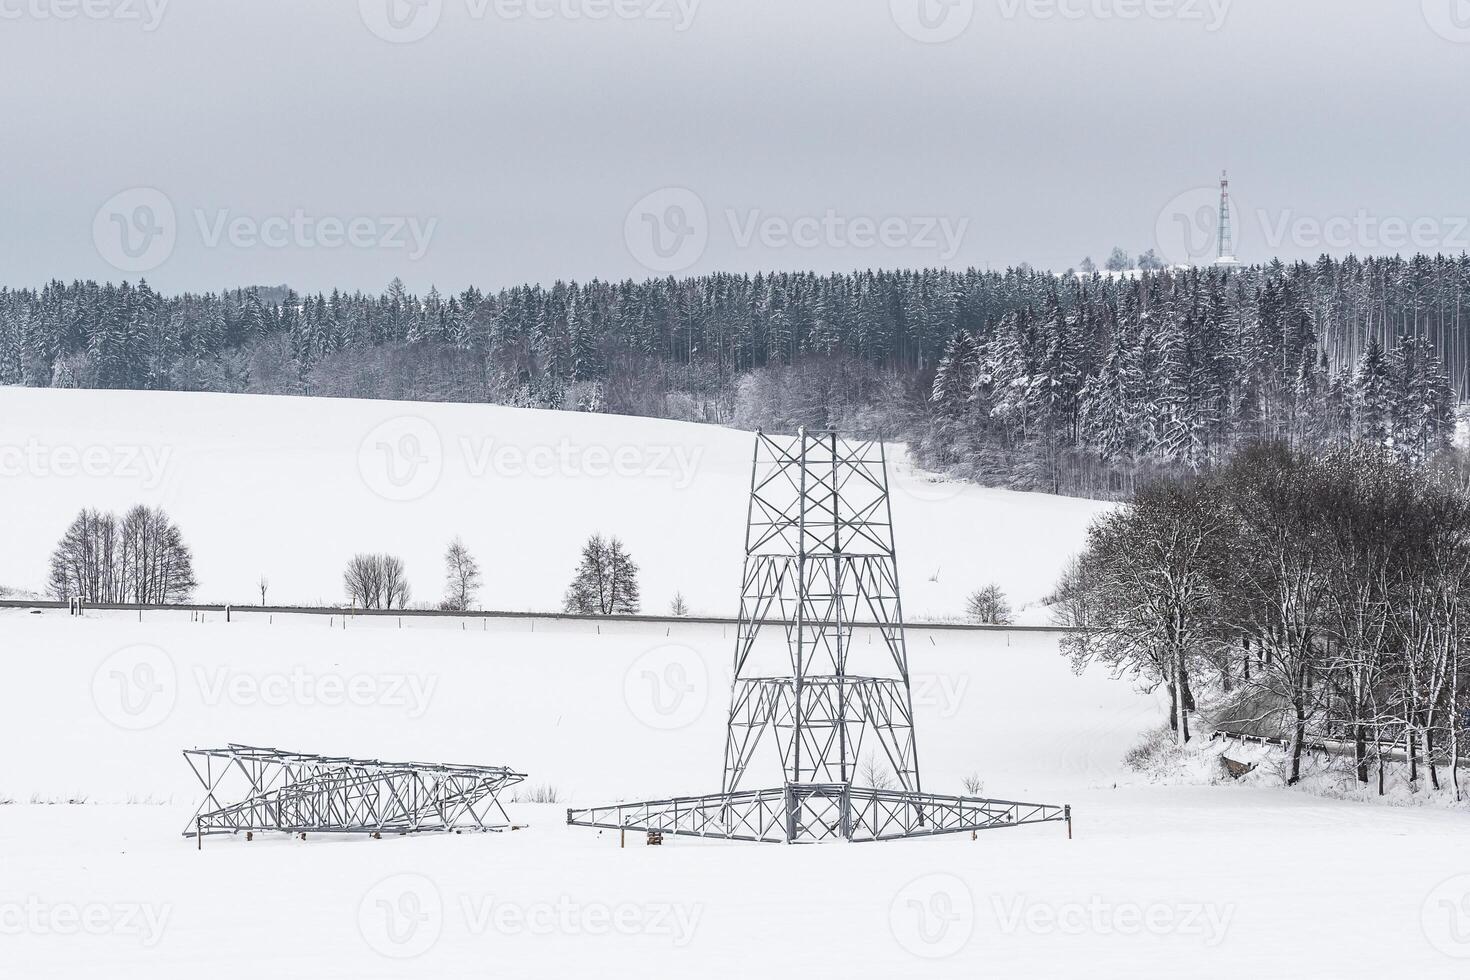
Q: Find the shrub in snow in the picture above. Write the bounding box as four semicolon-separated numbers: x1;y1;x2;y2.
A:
965;584;1014;626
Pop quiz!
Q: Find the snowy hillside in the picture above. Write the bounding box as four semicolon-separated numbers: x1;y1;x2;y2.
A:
6;389;1467;980
0;387;1111;620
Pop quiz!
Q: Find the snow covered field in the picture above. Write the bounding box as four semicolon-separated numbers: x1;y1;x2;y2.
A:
0;608;1464;975
0;387;1110;620
2;607;1469;978
4;390;1469;978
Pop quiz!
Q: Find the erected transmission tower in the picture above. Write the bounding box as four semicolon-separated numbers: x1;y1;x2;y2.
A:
568;429;1070;843
1216;170;1240;268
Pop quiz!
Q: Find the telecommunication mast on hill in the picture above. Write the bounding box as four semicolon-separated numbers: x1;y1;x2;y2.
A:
1215;170;1241;269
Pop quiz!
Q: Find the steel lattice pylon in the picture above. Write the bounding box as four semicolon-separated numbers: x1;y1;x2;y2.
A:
182;744;526;842
568;429;1071;843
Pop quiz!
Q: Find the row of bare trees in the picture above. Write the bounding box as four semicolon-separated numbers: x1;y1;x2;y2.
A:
47;506;197;604
344;534;643;615
340;539;485;611
1057;443;1469;799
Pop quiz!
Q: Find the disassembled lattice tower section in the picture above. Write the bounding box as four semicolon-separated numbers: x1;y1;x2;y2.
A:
183;744;526;842
568;429;1070;843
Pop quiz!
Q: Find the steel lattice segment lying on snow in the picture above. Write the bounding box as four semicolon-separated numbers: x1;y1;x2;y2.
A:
566;784;1070;844
182;744;527;837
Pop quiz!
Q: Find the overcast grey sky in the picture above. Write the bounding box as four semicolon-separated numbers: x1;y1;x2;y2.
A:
2;0;1467;294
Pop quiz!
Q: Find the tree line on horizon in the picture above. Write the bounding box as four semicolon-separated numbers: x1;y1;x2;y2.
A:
3;253;1468;497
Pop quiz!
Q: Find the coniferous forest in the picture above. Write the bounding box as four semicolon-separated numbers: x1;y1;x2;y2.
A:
3;253;1465;499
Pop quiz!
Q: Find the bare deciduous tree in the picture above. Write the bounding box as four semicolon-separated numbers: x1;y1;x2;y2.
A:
1061;442;1470;799
344;553;411;610
48;506;196;604
965;584;1014;625
859;752;895;791
441;537;481;612
564;534;641;615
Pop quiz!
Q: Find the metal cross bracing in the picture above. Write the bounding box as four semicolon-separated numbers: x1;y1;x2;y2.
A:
725;431;919;793
568;428;1072;844
182;744;526;841
570;787;1070;845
